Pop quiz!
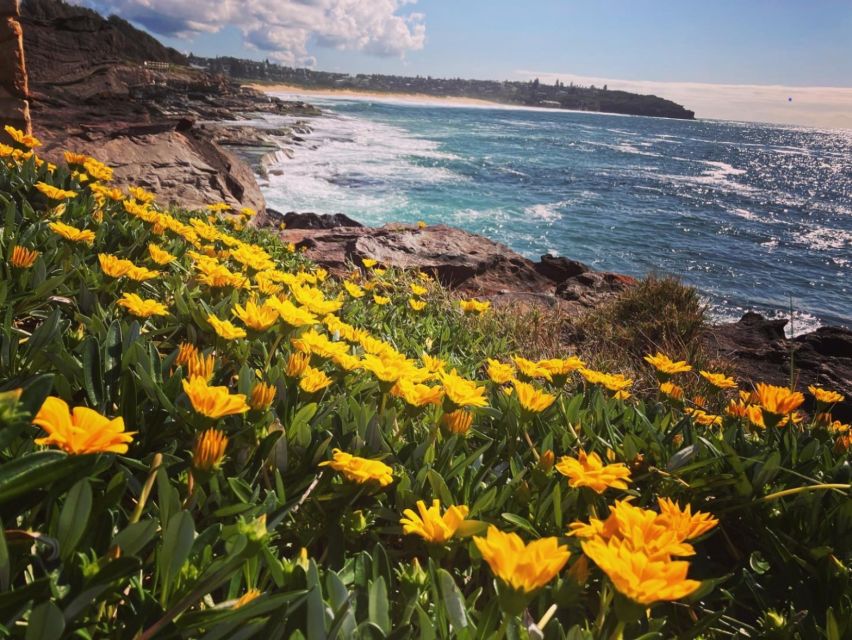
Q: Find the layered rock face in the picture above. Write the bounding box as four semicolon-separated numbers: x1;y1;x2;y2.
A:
0;0;30;134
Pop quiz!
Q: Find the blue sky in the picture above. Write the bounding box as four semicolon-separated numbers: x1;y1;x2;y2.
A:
78;0;852;126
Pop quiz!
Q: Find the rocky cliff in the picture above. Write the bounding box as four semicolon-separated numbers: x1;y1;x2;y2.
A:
0;0;30;134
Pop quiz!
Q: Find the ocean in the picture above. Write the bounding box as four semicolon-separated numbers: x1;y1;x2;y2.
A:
253;94;852;334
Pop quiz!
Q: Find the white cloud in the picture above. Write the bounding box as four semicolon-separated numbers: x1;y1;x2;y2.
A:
516;70;852;130
77;0;426;64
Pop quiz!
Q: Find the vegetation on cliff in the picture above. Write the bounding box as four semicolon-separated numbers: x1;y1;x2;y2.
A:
0;125;850;639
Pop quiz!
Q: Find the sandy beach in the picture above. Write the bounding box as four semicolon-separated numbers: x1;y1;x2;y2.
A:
246;83;504;108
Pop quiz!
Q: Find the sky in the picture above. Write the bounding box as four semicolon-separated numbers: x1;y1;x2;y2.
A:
75;0;852;128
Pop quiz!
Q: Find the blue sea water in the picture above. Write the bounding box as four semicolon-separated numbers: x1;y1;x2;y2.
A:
255;94;852;334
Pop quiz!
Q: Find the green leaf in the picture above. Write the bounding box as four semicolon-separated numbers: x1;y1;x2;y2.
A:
57;478;92;559
368;577;390;636
0;451;92;506
0;519;8;591
500;512;539;536
113;519;159;557
437;569;468;631
160;510;196;585
25;600;65;640
25;308;61;358
81;336;104;408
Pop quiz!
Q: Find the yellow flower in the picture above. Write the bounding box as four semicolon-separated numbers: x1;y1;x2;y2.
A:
473;527;570;594
249;381;276;410
35;181;77;200
808;385;844;405
459;298;490;313
726;399;765;429
409;283;428;296
362;258;378;268
400;499;470;543
233;299;279;332
513;379;556;413
32;396;134;454
126;265;161;282
233;589;261;608
361;353;413;384
175;342;199;367
148;243;176;265
644;352;692;375
700;370;737;389
83;158;114;182
5;125;42;148
208;315;248;340
98;253;134;278
659;381;684;400
117;293;168;318
10;246;39;268
685;408;723;427
421;353;446;375
291;284;343;315
128;186;156;204
299;366;333;393
393;378;444;407
578;368;633;394
240;207;256;218
537;356;585;380
192;428;228;472
442;409;474;435
48;221;95;245
64;150;89;166
656;497;719;541
373;294;391;305
268;297;318;328
186;353;215;381
182;376;249;419
343;281;365;298
512;356;552;381
556;449;631;493
417;220;427;229
408;298;426;311
486;359;515;385
285;352;310;378
441;370;488;408
319;448;394;487
581;536;700;605
207;202;231;213
753;382;805;416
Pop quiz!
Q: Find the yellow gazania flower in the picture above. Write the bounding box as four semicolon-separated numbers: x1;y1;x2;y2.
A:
83;158;113;182
182;376;249;419
361;258;378;268
513;379;556;413
186;353;215;381
486;359;515;385
417;220;427;229
35;181;77;200
5;125;42;148
343;281;365;298
48;221;96;245
10;246;39;269
400;499;470;543
64;150;89;166
148;243;176;265
361;353;413;384
700;370;737;389
409;283;428;296
537;356;585;380
442;409;474;435
319;448;394;487
808;385;844;405
291;284;343;315
285;352;310;378
473;527;570;594
441;370;488;408
32;396;134;454
581;536;700;605
207;315;247;340
333;352;362;372
656;497;719;541
512;356;552;381
659;381;684;400
408;298;426;311
233;589;262;608
459;298;491;313
117;293;168;318
370;266;385;276
299;366;333;393
726;399;765;429
249;381;276;410
421;353;446;375
685;408;723;427
556;449;631;493
753;382;805;416
393;378;444;407
128;186;156;204
268;297;318;328
644;352;692;375
578;368;633;394
175;342;199;367
373;294;391;306
126;266;161;282
98;253;134;278
233;299;279;332
240;207;256;218
206;202;231;213
192;428;228;472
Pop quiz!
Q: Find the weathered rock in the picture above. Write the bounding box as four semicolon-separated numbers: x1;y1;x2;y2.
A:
0;0;30;134
262;210;363;230
704;312;852;421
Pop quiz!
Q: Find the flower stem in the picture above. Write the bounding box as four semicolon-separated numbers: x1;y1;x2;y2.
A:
761;483;849;502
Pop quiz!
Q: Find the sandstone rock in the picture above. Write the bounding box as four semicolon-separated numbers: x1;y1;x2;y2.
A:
704;312;852;421
263;210;363;230
0;0;19;17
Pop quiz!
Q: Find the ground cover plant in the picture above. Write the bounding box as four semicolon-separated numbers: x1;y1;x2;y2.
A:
0;125;850;639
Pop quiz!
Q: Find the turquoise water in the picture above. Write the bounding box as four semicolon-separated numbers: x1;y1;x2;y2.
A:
258;95;852;333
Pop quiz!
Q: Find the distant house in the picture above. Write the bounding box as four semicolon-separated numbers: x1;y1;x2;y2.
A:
143;61;170;71
539;100;560;107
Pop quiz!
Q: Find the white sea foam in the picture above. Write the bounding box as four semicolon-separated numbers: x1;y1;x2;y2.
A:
523;202;564;221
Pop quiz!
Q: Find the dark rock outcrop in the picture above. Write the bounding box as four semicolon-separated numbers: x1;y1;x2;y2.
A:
264;210;364;230
705;312;852;421
0;0;30;134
